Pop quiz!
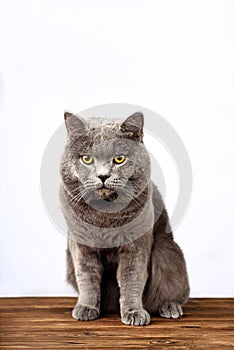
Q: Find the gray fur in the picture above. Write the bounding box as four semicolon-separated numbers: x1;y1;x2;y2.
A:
60;112;190;326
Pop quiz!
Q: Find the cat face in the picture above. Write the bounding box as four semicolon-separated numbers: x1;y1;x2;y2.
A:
61;112;151;202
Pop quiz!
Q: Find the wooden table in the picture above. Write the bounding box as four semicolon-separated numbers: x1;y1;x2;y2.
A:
0;298;233;349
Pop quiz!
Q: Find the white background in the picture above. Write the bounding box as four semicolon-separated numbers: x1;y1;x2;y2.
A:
1;0;234;297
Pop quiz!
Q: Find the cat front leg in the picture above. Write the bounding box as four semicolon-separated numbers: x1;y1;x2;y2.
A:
117;235;152;326
69;240;103;321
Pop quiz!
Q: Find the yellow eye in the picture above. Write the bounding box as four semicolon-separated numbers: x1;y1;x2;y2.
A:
81;155;94;164
113;155;125;164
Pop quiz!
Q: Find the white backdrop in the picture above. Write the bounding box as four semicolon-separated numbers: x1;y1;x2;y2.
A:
0;0;234;297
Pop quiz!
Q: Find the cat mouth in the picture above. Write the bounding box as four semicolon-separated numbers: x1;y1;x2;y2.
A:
96;187;118;201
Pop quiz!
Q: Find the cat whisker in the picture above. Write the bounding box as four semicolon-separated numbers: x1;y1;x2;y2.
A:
119;186;148;208
70;186;90;204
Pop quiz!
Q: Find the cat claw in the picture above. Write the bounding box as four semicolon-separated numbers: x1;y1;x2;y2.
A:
72;304;99;321
122;309;151;326
159;302;183;319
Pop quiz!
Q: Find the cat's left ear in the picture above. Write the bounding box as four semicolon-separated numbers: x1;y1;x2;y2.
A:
120;112;144;142
64;111;88;139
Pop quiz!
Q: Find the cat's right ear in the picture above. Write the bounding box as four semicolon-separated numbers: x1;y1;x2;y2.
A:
64;111;88;139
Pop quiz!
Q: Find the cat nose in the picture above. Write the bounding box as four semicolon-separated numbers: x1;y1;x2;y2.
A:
97;175;109;183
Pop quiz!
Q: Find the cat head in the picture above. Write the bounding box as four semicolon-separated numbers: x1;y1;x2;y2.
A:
60;112;151;203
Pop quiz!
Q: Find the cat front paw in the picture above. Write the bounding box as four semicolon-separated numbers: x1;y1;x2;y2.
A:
72;304;99;321
159;302;183;319
122;309;150;326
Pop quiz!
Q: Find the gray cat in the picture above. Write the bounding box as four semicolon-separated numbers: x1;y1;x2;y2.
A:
60;111;189;326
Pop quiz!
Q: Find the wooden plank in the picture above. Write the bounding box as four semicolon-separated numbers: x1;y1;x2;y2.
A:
0;298;233;349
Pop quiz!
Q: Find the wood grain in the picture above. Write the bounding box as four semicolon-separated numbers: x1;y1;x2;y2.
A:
0;298;233;349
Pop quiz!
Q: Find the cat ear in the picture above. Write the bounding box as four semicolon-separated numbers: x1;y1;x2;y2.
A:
120;112;144;142
64;111;88;139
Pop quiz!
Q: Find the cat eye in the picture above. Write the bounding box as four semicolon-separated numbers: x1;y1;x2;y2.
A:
113;155;125;164
81;155;94;164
